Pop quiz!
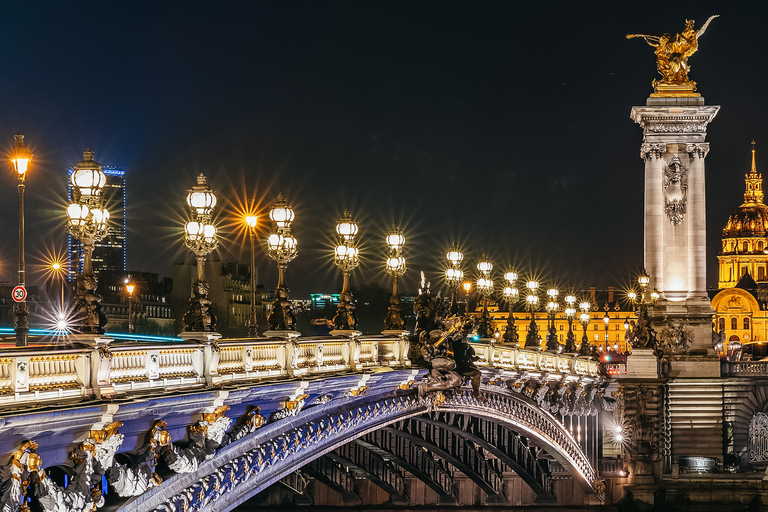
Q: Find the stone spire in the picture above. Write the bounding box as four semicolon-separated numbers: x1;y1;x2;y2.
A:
745;140;764;204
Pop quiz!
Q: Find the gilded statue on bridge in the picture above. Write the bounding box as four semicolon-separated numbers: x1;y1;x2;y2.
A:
627;15;718;96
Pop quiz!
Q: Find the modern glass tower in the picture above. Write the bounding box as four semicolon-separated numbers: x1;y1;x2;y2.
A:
68;166;126;280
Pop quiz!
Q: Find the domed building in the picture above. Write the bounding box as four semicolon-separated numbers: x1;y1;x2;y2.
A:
719;144;768;287
712;144;768;356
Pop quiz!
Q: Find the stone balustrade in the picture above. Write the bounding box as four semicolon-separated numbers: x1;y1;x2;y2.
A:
470;342;600;377
0;335;599;409
721;360;768;376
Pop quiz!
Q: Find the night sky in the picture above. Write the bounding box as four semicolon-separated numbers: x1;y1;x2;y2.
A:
1;1;766;298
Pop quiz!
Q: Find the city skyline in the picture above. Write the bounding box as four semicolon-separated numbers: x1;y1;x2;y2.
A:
0;2;765;298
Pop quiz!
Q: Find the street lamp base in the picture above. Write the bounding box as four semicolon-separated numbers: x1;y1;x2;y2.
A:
178;331;222;342
382;329;410;337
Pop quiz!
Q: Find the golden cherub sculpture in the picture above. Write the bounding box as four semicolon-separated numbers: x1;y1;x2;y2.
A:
627;16;718;96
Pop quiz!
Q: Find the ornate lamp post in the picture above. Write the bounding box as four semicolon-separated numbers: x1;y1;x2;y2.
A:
603;311;611;352
476;255;494;338
628;269;660;350
245;214;259;337
10;134;32;346
445;242;464;313
181;174;218;334
332;211;360;332
578;301;592;356
265;194;299;334
563;294;578;352
67;149;110;335
523;280;540;349
125;279;135;334
384;226;407;331
546;288;560;352
502;271;519;344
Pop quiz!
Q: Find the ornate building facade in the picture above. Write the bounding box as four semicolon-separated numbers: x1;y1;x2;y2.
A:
712;145;768;355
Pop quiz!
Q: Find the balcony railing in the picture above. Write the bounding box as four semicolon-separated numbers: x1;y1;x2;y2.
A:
0;335;599;409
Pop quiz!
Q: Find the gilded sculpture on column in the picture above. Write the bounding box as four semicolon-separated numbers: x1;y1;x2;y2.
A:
627;15;718;96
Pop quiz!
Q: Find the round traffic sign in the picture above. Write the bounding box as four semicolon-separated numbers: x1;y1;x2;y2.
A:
12;286;26;302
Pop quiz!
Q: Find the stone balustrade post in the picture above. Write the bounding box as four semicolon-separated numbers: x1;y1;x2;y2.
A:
89;348;113;399
204;340;222;386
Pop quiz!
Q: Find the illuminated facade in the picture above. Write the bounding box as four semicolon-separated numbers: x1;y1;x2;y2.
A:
68;166;126;279
712;146;768;353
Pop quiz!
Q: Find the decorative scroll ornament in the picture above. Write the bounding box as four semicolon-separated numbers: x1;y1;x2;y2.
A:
686;142;710;159
748;412;768;462
646;122;707;134
163;406;233;474
663;157;688;225
640;142;666;161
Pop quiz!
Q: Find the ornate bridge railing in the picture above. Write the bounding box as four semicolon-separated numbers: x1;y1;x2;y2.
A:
721;360;768;377
0;335;598;409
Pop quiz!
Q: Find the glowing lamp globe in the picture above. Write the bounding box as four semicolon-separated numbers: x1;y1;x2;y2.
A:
186;174;217;216
386;228;405;250
638;272;650;289
185;221;203;240
269;193;294;228
477;259;493;274
445;268;464;282
71;149;106;197
565;294;576;306
580;301;591;311
10;134;32;176
504;271;518;283
91;207;110;229
67;203;89;227
580;312;591;324
246;215;258;230
446;245;464;266
503;286;518;299
336;211;358;240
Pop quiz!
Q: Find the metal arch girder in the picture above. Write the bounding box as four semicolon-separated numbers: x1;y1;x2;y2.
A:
410;414;552;500
439;387;599;496
326;445;407;501
381;422;505;498
305;457;360;504
353;436;454;498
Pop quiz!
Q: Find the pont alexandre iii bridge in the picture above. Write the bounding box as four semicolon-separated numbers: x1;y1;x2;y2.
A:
0;330;608;512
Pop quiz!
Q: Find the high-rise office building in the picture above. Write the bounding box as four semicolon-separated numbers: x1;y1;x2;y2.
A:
68;166;127;280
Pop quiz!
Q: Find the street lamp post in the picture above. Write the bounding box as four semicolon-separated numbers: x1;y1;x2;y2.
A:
502;271;519;344
332;211;360;332
463;281;472;317
476;255;494;338
265;194;299;334
66;149;110;335
10;134;32;346
628;269;660;350
603;311;610;352
384;226;407;331
181;174;218;334
246;213;259;337
445;242;464;314
523;280;540;349
579;301;592;356
564;294;578;353
125;279;135;334
546;288;560;352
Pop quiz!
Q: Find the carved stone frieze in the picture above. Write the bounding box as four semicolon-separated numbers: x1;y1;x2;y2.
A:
646;122;707;133
640;143;666;161
663;157;688;225
686;142;710;159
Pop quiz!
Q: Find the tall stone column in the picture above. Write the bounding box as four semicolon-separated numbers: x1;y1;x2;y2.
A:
631;97;720;375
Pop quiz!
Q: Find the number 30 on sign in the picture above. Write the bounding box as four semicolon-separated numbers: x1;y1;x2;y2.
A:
12;286;26;302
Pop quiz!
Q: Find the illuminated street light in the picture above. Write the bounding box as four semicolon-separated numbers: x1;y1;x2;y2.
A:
463;281;472;317
546;288;561;352
9;134;32;346
265;194;299;334
245;213;259;337
563;294;578;353
627;269;660;350
475;255;493;338
444;242;464;313
523;279;541;349
384;225;407;331
502;271;519;344
125;279;135;335
332;211;360;332
67;149;110;335
181;174;218;334
579;301;591;356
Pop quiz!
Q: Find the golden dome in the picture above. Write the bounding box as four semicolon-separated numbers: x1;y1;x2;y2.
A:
723;203;768;238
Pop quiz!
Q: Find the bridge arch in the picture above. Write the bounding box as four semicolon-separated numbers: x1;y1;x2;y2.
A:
122;386;599;511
